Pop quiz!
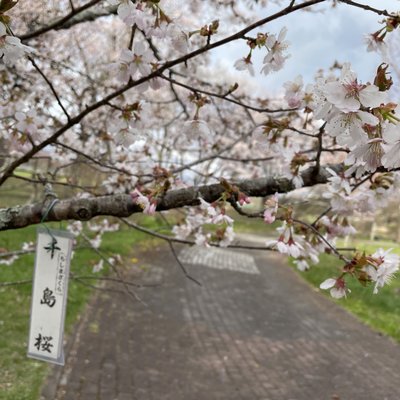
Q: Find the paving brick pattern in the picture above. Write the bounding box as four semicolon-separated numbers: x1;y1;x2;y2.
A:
179;246;260;274
42;245;400;400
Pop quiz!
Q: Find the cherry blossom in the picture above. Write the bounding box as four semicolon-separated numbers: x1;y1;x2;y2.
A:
325;110;378;142
283;75;304;108
266;222;304;258
110;0;148;29
195;230;211;247
323;64;387;112
199;198;217;218
261;27;290;75
263;193;279;224
320;277;350;299
129;42;154;78
219;226;235;247
170;28;190;54
212;212;233;225
67;221;83;238
172;223;192;240
182;120;212;143
365;248;400;294
92;259;104;273
382;122;400;169
234;56;255;76
112;49;134;83
14;110;41;142
294;259;310;272
237;192;251;206
346;137;384;172
131;189;157;215
0;22;33;64
365;33;387;56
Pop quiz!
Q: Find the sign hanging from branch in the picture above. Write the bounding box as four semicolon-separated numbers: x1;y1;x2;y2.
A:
27;227;73;365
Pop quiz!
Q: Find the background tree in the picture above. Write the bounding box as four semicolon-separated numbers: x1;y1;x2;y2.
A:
0;0;400;297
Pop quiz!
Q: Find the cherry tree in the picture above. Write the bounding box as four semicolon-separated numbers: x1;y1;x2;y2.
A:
0;0;400;298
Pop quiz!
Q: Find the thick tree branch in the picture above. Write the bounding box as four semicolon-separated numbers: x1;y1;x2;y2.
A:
0;164;340;231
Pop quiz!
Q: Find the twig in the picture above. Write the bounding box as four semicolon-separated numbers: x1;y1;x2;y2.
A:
293;218;349;262
81;233;147;306
28;57;71;121
338;0;394;17
120;218;277;251
167;241;202;286
160;74;295;114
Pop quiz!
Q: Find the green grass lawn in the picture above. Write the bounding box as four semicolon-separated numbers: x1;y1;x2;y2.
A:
0;216;161;400
295;239;400;341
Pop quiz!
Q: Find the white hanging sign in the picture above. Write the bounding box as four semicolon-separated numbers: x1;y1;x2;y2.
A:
27;227;73;365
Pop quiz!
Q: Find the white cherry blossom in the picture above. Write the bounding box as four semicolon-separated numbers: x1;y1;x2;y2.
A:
295;259;310;272
15;110;41;139
183;119;212;142
320;277;350;299
345;137;384;172
219;226;235;247
0;22;33;64
129;42;154;78
326;109;378;139
261;27;290;75
110;0;148;29
131;189;156;215
324;64;386;112
283;75;304;108
382;123;400;169
195;230;210;247
234;57;255;76
172;223;192;240
365;249;399;294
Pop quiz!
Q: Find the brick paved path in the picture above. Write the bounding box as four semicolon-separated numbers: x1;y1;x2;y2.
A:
42;244;400;400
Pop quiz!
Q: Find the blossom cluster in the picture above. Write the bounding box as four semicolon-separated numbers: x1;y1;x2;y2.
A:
320;248;400;298
110;0;189;84
172;198;236;248
283;63;400;178
108;101;150;148
234;27;290;76
131;188;157;215
0;22;33;65
113;44;154;84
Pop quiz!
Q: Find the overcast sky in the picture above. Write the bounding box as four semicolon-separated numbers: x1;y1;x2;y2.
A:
212;0;399;97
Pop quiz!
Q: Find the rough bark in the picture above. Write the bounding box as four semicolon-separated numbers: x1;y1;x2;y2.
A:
0;164;340;231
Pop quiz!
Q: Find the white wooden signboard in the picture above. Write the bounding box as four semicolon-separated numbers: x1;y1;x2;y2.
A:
27;227;73;365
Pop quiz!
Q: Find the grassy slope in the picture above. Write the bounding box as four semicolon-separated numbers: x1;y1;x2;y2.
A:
0;217;160;400
295;239;400;342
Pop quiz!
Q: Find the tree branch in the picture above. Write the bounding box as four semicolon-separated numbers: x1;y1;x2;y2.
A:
0;0;326;187
19;0;109;41
0;163;340;231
